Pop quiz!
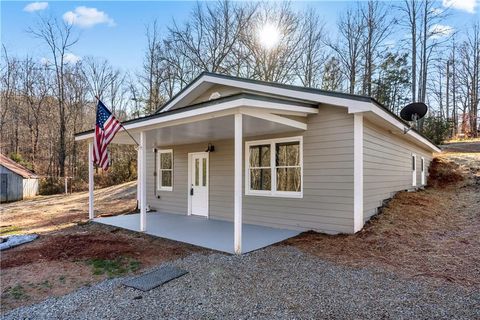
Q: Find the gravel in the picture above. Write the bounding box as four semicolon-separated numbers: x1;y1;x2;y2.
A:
3;246;479;320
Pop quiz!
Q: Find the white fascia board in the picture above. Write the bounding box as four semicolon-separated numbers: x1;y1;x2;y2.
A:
75;98;316;141
161;75;207;112
360;103;441;153
161;75;370;112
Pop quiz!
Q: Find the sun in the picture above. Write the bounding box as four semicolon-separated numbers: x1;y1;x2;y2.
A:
258;23;281;50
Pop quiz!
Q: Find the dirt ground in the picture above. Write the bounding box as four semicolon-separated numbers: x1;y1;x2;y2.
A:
0;181;138;235
0;183;206;312
285;143;480;288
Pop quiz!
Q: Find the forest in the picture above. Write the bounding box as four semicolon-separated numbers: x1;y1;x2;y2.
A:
1;0;479;194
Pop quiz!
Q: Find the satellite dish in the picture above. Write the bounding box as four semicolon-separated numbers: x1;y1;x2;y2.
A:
400;102;428;134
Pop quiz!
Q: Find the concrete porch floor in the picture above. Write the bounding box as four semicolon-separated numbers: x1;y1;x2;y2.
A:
94;212;300;254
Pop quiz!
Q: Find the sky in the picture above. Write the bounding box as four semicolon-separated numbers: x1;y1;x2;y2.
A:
1;0;479;75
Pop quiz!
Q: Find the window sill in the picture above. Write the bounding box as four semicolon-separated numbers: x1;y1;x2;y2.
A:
157;187;173;192
245;191;303;199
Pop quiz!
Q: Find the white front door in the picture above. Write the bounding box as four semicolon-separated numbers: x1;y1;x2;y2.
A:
189;152;209;217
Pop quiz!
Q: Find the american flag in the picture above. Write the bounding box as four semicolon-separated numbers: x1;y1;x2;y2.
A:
94;100;122;170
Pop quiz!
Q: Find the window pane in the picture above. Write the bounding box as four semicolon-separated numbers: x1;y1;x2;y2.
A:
250;169;271;191
195;159;199;186
160;152;172;169
276;167;301;192
249;145;270;167
202;158;207;186
276;142;300;166
412;156;416;170
161;171;172;187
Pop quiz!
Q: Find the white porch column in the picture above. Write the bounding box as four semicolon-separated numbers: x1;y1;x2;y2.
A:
234;113;243;254
88;142;94;219
137;143;141;208
139;131;147;232
353;113;364;232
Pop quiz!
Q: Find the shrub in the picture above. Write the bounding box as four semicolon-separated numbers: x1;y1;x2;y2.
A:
39;177;64;195
421;116;452;145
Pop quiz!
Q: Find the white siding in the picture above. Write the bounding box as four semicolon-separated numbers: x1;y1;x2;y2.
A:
363;119;433;220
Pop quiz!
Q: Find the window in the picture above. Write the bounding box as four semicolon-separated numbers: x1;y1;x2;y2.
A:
157;149;173;191
412;153;417;187
246;137;302;198
421;157;425;185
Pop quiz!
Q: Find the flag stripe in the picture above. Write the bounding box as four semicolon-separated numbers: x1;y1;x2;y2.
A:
93;100;121;170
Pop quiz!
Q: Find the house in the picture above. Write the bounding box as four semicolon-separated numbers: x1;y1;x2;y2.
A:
75;72;440;254
0;154;39;203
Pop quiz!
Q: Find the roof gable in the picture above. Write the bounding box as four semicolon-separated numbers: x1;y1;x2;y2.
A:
154;72;439;153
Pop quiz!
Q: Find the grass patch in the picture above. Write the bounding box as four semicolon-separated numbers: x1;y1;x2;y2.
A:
4;285;29;300
87;257;141;278
0;225;23;236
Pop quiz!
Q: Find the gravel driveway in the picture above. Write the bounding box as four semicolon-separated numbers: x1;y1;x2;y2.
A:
4;246;479;320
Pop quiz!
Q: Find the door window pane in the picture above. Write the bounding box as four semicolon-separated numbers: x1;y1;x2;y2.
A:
195;158;199;186
250;169;271;190
202;158;207;186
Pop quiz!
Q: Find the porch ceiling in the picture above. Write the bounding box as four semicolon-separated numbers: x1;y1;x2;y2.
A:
112;114;305;146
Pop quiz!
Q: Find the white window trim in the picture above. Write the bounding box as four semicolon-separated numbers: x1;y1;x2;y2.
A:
412;153;417;187
421;156;425;185
245;136;303;198
157;149;173;191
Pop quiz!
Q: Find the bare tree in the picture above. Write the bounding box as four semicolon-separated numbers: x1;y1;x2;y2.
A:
329;6;364;94
169;0;253;74
19;57;50;169
0;46;20;151
82;56;118;100
360;0;393;96
398;0;422;102
295;9;327;88
28;16;79;177
321;56;344;91
457;23;480;136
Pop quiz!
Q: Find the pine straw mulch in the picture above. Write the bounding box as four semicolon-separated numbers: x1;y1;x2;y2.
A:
283;154;480;288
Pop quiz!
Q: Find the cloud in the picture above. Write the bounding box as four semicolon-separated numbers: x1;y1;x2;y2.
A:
442;0;477;13
23;2;48;12
64;53;81;64
63;6;115;28
40;53;81;65
429;24;455;39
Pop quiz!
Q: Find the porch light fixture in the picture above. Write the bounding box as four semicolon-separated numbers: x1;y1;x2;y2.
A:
205;143;215;152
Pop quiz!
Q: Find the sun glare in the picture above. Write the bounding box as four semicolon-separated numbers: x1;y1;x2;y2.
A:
258;23;281;50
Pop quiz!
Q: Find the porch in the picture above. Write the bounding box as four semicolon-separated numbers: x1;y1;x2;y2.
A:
94;212;300;254
76;92;319;254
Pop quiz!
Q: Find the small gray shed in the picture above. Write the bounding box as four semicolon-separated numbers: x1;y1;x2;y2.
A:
0;154;39;203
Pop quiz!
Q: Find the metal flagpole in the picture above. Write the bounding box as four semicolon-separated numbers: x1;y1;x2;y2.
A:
94;95;139;146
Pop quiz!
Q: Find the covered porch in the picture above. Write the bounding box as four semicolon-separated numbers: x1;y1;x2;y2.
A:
94;212;300;254
76;92;318;254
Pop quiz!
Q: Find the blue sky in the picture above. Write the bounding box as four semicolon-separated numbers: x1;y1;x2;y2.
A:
1;1;479;74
